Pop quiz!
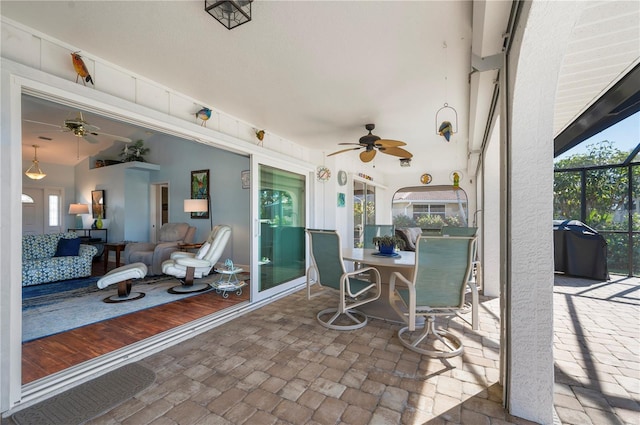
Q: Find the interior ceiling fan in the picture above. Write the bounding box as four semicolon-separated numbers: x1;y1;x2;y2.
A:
24;111;131;144
327;124;412;163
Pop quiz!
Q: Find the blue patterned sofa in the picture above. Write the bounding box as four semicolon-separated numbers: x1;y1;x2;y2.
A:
22;233;98;286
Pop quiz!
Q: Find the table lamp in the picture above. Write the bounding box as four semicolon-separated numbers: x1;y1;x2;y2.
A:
184;198;211;232
69;203;90;228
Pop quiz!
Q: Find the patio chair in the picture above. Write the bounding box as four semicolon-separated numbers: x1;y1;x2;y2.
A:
306;229;381;330
363;225;395;249
442;226;480;330
389;235;474;357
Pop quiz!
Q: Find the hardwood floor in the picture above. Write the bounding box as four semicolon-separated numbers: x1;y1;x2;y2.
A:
22;258;249;385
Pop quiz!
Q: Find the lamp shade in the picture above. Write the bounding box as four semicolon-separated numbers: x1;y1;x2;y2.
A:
68;203;90;215
25;145;46;180
184;199;208;213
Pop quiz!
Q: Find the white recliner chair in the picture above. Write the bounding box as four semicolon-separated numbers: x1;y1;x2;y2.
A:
162;225;232;293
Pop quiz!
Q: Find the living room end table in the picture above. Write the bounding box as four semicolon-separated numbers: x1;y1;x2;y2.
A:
104;242;127;273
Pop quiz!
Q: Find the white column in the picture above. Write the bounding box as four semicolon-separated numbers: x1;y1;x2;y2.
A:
505;1;583;423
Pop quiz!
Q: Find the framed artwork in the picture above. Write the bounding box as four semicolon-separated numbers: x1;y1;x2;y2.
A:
91;190;105;218
190;169;210;219
337;192;345;208
241;170;250;189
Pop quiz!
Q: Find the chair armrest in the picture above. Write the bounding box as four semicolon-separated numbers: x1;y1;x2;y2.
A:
79;244;98;259
389;271;413;295
175;257;211;268
170;251;195;260
123;242;156;264
343;266;381;299
345;266;379;282
125;242;156;253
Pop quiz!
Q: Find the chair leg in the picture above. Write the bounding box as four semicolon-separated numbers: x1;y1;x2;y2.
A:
455;280;479;331
316;308;368;330
397;316;464;358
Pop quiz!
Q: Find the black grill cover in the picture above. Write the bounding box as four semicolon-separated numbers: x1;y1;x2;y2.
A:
553;220;608;280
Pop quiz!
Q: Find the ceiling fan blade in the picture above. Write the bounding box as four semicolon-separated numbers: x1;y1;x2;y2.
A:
23;119;63;129
338;142;363;146
93;132;132;143
359;150;376;163
375;139;406;147
83;123;100;133
379;147;413;158
327;147;361;157
83;134;100;144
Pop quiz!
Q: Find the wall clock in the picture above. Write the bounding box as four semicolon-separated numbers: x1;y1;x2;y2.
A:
337;170;347;186
316;166;331;182
420;173;432;184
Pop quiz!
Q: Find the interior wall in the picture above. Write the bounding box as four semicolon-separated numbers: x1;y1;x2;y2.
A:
150;135;251;265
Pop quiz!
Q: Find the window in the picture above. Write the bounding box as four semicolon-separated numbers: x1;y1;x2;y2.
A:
353;180;376;247
21;194;34;203
392;185;468;229
48;194;60;227
412;204;445;221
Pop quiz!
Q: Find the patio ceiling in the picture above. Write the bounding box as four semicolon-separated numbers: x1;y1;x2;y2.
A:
3;1;639;168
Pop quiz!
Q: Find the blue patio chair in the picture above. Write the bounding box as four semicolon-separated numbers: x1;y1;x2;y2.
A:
363;225;395;249
442;226;480;330
306;229;381;330
389;235;474;357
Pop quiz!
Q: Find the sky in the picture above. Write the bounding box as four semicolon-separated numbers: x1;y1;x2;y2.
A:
555;111;640;161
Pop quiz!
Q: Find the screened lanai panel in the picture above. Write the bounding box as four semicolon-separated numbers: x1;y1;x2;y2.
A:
584;167;629;230
553;171;581;220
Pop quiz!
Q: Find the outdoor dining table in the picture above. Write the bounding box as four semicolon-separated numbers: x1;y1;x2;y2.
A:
342;248;416;323
342;248;415;282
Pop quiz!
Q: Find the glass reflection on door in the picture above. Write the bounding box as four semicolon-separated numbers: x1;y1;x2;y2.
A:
258;165;306;291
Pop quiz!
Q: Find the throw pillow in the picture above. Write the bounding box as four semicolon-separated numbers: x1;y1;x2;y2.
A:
54;237;81;257
196;242;211;259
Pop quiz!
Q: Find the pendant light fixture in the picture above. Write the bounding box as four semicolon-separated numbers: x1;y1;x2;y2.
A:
205;1;253;30
25;144;46;180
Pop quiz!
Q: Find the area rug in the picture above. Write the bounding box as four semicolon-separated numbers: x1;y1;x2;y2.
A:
22;272;250;342
11;362;155;425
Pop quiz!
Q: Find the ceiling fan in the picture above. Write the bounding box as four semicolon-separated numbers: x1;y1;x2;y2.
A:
24;111;132;144
327;124;412;163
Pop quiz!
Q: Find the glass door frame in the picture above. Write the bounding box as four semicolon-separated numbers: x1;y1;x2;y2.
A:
250;154;312;303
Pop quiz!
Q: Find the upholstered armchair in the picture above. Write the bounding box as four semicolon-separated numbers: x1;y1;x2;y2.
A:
162;225;231;285
123;223;196;275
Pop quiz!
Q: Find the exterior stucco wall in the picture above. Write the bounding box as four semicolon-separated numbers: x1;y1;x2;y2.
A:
506;1;582;423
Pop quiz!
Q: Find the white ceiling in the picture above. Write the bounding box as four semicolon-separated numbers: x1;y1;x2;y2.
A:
4;1;639;168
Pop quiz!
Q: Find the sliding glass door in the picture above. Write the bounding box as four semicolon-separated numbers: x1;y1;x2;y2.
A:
253;162;307;299
353;180;376;247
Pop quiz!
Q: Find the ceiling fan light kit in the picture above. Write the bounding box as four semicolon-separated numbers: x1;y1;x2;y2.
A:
328;123;413;163
25;144;46;180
